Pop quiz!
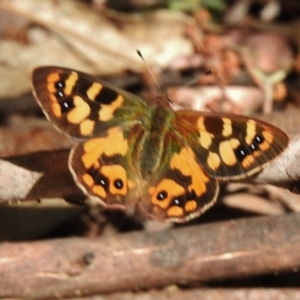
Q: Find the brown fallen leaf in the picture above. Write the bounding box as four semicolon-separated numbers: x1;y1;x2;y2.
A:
0;0;192;97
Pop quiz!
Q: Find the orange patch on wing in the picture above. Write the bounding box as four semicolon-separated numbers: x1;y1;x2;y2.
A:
170;147;209;197
101;165;128;196
219;140;236;166
259;131;273;151
150;179;184;209
197;117;213;149
242;155;255;169
170;148;192;176
82;164;133;200
82;174;94;187
47;83;56;93
245;120;256;145
82;152;100;170
99;95;124;121
82;127;128;170
197;116;206;131
207;152;221;170
92;185;107;198
83;127;128;156
64;72;78;96
51;103;62;117
222;118;232;137
49;94;58;103
47;72;60;84
80;119;95;136
229;138;240;148
259;141;270;151
47;71;60;93
167;206;184;218
185;200;197;212
67;96;91;124
199;132;213;149
262;131;273;143
86;82;102;101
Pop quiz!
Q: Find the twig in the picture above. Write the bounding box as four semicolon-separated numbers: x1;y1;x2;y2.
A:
1;213;300;298
0;149;83;203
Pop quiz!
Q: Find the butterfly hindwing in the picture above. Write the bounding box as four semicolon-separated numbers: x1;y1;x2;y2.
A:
69;124;219;223
143;144;219;222
69;126;139;210
32;66;148;138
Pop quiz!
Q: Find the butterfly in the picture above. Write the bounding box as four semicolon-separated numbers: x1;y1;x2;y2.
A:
32;66;289;223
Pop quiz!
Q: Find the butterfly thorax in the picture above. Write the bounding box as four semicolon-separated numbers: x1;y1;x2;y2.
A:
137;105;175;179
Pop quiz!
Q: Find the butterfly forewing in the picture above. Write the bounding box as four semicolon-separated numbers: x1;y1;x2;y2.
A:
174;111;289;180
32;66;148;138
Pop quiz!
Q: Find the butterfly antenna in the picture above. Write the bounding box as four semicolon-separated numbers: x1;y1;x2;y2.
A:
136;49;164;96
180;70;211;89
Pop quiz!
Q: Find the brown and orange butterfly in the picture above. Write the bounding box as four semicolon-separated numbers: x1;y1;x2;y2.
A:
32;66;289;223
